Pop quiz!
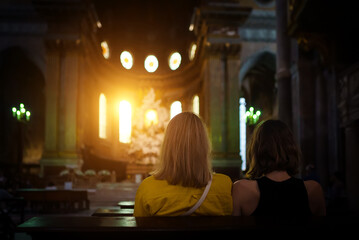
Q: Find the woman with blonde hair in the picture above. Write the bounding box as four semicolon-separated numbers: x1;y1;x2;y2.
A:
232;119;326;216
134;112;232;216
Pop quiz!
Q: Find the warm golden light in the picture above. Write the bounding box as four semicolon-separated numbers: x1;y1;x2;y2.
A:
120;51;133;69
99;93;107;139
101;41;110;59
144;55;159;73
145;109;158;127
169;52;181;70
170;101;182;119
189;43;197;61
192;95;199;115
119;100;132;143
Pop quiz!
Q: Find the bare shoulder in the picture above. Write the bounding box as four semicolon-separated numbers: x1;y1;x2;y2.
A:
303;180;325;202
232;179;260;216
233;179;258;194
304;180;323;193
304;180;326;216
233;179;254;186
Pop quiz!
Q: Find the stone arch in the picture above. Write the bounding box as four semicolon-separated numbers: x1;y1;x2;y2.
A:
239;50;276;120
0;46;45;165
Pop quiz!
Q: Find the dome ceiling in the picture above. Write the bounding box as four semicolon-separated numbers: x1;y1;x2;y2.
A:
94;0;199;75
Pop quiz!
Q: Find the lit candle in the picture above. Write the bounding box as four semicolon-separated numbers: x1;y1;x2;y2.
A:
26;111;31;121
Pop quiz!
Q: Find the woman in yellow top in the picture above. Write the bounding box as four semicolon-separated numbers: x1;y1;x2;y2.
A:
134;112;233;216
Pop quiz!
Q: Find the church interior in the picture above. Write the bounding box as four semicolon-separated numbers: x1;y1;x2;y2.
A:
1;0;359;237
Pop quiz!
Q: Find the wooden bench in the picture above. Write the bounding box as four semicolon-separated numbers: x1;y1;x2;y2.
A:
92;207;134;217
15;189;89;213
16;215;358;239
117;200;134;209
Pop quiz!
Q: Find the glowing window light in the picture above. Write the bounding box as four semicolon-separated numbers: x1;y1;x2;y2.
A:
170;101;182;119
144;55;159;73
189;43;197;61
145;109;158;127
120;51;133;69
99;93;107;139
192;95;199;115
239;98;246;171
168;52;181;70
119;100;132;143
101;41;110;59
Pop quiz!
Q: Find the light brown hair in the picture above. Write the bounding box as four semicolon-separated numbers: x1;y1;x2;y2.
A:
153;112;212;188
246;119;301;179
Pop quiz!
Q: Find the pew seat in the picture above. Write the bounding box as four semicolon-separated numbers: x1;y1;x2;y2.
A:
16;215;358;239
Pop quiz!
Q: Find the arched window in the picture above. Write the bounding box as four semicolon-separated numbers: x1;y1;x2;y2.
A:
192;95;199;115
189;43;197;61
99;93;107;139
101;41;110;59
119;100;132;143
170;101;182;119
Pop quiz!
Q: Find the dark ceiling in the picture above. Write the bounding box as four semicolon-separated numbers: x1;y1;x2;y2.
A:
93;0;200;75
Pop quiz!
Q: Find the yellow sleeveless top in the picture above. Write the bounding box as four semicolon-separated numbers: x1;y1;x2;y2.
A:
134;173;233;216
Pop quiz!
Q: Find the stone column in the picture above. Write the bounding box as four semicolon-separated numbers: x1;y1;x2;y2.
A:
290;46;316;172
205;55;224;155
43;40;61;157
57;40;80;157
227;55;240;160
338;67;359;214
275;0;292;128
41;39;81;176
204;43;241;172
315;72;329;186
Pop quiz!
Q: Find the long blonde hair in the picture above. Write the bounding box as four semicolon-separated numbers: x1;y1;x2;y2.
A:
153;112;212;188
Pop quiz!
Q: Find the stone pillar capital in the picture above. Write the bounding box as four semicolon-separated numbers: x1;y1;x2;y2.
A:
205;41;241;57
45;38;82;53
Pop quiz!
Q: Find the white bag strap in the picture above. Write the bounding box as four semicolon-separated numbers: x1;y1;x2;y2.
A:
180;176;212;216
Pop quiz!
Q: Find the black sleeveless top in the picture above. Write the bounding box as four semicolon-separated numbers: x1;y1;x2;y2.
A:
251;176;312;216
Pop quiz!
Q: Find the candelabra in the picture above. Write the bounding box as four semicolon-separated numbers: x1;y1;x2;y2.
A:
11;103;31;170
245;107;261;125
12;103;31;122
